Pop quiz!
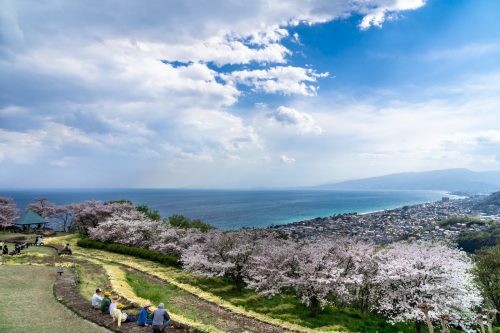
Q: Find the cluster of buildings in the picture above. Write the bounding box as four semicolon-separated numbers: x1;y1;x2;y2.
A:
270;197;494;243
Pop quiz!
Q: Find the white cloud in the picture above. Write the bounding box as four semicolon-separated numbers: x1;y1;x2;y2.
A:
0;0;429;187
280;155;296;164
222;66;328;96
271;106;323;134
359;0;426;30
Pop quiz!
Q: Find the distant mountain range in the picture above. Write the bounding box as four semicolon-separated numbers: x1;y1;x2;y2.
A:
316;168;500;193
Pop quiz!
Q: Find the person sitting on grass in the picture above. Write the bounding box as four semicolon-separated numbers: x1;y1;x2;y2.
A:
62;243;72;255
109;295;121;317
152;303;170;333
91;288;103;310
100;291;111;314
112;303;126;327
112;303;136;327
137;302;153;327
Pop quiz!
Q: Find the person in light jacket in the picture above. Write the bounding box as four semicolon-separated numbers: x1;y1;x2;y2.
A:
151;303;170;333
112;304;127;327
91;288;103;309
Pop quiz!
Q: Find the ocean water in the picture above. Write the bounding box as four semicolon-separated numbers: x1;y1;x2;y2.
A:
2;189;444;230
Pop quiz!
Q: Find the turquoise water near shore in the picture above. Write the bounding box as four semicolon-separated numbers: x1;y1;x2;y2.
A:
2;189;444;230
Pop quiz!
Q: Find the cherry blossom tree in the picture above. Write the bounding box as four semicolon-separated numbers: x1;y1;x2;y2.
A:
88;210;157;247
70;200;135;234
248;237;372;316
0;196;19;229
150;228;207;257
53;205;74;232
182;230;274;290
374;241;482;332
27;197;57;218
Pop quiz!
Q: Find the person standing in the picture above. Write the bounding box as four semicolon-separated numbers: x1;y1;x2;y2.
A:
151;303;170;333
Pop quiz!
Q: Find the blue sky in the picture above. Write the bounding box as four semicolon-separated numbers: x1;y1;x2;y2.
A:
1;0;500;188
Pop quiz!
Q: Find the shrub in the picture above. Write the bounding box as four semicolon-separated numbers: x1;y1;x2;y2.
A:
77;238;181;268
167;214;214;232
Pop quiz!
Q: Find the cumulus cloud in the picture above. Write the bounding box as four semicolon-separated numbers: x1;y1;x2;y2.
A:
358;0;426;30
271;106;323;134
0;0;428;187
222;66;328;96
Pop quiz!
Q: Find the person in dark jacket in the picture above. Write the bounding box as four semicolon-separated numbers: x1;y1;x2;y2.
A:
100;292;111;314
137;303;153;327
151;303;170;333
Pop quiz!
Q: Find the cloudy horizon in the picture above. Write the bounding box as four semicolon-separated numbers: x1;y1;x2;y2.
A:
1;0;500;188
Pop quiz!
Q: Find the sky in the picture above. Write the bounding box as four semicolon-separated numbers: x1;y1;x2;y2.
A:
1;0;500;188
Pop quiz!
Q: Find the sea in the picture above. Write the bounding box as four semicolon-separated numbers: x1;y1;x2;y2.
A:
2;189;445;230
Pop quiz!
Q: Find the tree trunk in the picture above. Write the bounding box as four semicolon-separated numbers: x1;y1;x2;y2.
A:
477;319;485;333
234;276;244;292
415;321;423;333
487;321;493;333
310;297;320;317
423;311;434;333
439;318;449;333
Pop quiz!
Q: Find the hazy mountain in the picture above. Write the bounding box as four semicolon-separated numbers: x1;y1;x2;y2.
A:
317;169;500;193
473;191;500;214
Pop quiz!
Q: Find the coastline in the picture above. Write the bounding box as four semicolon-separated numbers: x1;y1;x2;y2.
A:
4;188;446;230
269;194;484;243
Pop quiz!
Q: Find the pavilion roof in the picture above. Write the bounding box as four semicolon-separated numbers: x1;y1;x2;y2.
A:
15;210;47;225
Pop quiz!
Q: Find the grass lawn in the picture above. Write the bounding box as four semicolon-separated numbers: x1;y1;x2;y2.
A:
0;231;36;242
0;265;109;333
126;271;227;329
2;242;57;256
173;273;417;333
75;259;112;301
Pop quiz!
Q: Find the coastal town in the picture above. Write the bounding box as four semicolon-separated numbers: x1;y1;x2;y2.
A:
270;196;498;243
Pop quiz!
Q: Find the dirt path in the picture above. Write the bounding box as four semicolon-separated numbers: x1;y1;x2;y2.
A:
53;267;192;333
123;266;289;333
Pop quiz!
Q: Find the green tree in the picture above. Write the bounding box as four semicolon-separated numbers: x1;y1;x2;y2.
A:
136;204;161;221
167;214;214;232
474;242;500;323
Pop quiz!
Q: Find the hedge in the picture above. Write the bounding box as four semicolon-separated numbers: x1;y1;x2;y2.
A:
77;238;181;268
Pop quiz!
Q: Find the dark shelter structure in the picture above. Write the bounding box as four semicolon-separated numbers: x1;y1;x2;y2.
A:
15;211;48;232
